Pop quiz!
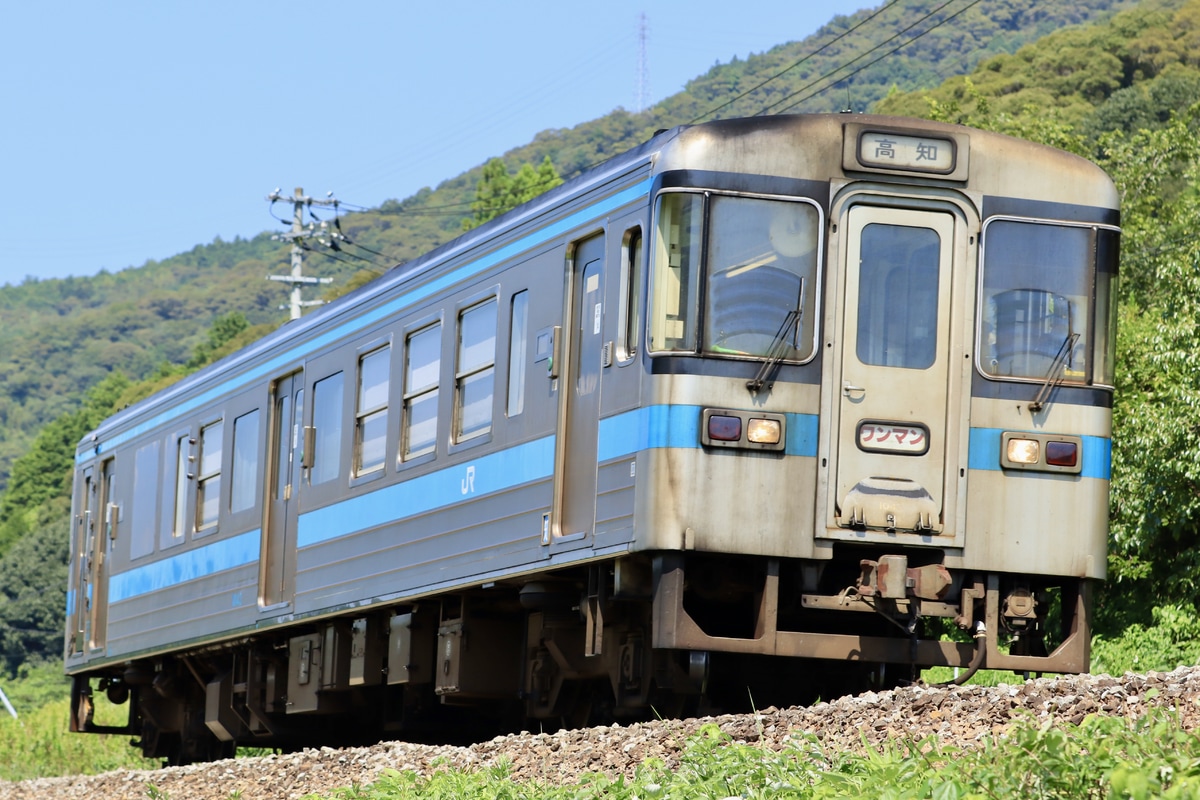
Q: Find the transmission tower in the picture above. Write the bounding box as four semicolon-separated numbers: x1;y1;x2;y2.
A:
267;187;335;320
636;13;651;112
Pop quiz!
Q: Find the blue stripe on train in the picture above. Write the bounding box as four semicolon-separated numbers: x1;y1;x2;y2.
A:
967;428;1111;480
106;418;1095;602
108;529;260;603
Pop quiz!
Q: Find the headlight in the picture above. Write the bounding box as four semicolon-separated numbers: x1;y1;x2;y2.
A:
701;409;786;451
1006;437;1040;465
1000;432;1082;474
747;418;782;445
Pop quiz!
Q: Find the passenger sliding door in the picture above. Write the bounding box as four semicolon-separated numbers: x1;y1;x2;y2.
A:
68;467;95;658
260;371;303;610
549;233;605;550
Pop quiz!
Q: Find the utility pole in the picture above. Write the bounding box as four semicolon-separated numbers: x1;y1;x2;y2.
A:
267;187;335;321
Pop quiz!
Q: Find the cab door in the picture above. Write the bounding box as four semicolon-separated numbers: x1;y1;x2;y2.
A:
827;205;962;541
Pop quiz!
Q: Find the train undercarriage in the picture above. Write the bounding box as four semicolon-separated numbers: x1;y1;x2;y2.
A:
70;549;1092;765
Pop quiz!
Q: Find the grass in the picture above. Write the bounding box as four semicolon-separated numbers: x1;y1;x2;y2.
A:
296;711;1200;799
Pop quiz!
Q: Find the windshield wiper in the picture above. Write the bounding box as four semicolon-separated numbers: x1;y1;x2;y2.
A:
1029;332;1079;413
748;279;805;396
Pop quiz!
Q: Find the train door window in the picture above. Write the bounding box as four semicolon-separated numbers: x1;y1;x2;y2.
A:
650;192;703;352
507;290;529;417
617;228;643;361
704;197;820;360
130;440;159;560
355;346;390;477
456;298;497;443
403;324;440;460
856;224;940;369
979;220;1100;383
195;419;224;535
311;373;344;486
230;409;260;514
273;388;304;498
168;431;192;544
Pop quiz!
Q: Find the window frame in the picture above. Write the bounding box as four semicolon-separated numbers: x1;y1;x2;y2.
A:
353;339;392;481
194;417;224;537
507;289;530;418
400;318;443;465
975;216;1119;389
648;189;824;364
616;226;644;364
453;295;498;447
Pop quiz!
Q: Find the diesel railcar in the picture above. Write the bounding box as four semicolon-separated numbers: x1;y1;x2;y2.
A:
66;114;1119;764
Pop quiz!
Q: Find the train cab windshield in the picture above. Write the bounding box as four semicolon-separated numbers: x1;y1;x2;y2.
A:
978;219;1119;387
649;192;821;361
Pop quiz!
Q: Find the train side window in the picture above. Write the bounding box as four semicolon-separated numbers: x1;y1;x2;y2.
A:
130;440;159;560
355;346;390;477
456;298;497;443
617;228;644;362
230;409;260;513
195;420;224;536
650;192;703;352
979;220;1098;383
403;324;441;460
507;290;529;417
704;197;819;361
311;373;344;486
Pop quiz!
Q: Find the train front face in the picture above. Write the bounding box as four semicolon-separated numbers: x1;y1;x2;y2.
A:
636;115;1117;684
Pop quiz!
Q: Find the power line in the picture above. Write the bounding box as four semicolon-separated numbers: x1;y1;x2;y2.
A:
687;0;900;124
762;0;986;116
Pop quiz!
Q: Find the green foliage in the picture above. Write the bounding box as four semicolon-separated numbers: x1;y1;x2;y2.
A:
0;508;70;674
0;696;156;781
185;310;250;369
295;713;1200;799
1096;106;1200;614
1092;604;1200;674
0;373;129;559
462;156;563;231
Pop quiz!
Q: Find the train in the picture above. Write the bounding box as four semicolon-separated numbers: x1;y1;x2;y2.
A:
65;113;1119;765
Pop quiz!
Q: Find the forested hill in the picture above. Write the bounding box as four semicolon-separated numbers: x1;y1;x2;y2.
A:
0;0;1136;505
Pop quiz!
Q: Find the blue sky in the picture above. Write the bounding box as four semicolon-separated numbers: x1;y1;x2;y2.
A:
2;1;871;287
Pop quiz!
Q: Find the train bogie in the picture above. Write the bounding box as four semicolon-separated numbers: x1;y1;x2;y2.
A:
66;114;1118;763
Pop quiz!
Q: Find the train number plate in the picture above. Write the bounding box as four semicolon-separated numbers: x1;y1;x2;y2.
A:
857;421;929;455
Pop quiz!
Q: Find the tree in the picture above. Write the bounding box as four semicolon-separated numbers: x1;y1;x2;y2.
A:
462;156;563;231
0;500;70;675
1097;107;1200;624
0;373;129;559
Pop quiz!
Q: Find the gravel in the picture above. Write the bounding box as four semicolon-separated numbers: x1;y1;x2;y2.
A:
3;666;1198;800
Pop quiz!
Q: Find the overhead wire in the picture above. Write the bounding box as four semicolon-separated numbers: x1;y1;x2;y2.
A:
762;0;987;116
687;0;901;124
283;2;978;237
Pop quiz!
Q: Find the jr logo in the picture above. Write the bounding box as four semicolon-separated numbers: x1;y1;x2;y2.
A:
461;465;476;495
